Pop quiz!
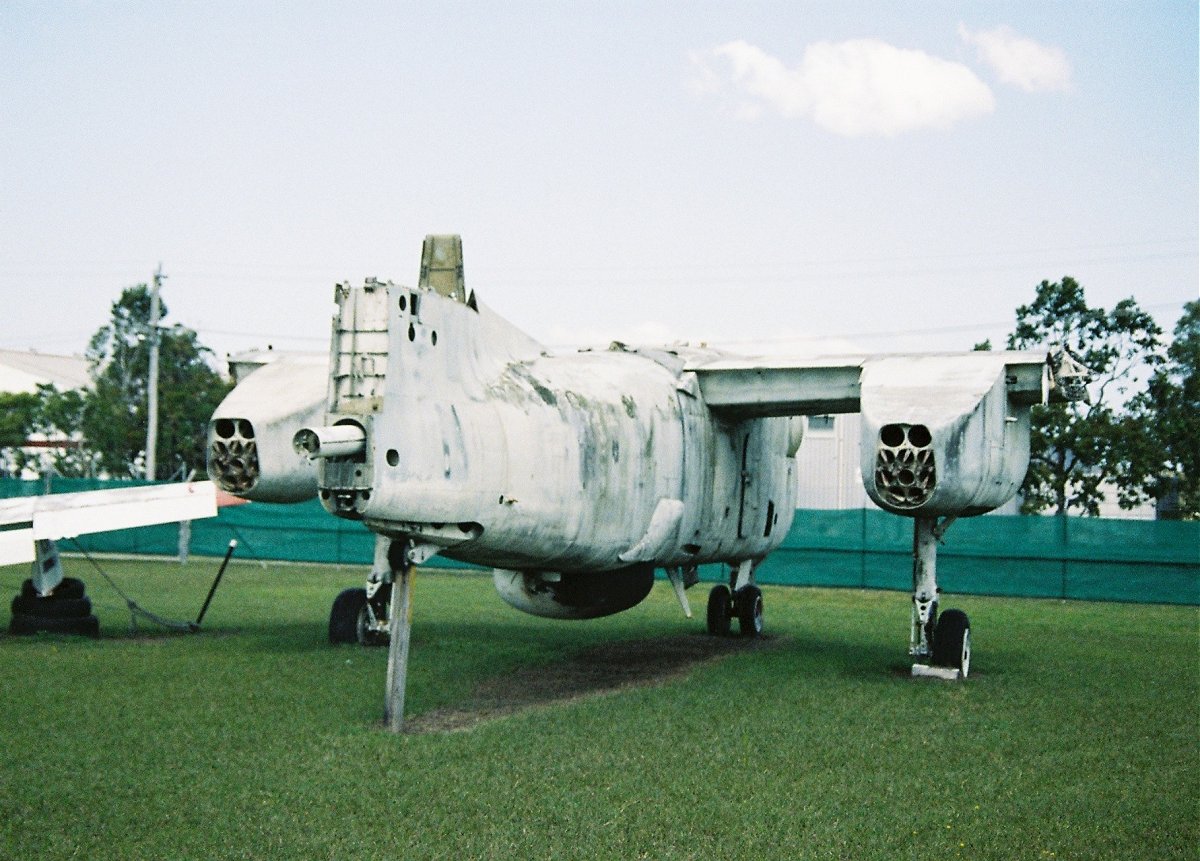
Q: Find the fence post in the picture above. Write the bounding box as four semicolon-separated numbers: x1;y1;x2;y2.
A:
860;507;867;588
1059;514;1069;599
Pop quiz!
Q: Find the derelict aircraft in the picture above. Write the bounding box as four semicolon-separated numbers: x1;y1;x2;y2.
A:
203;235;1087;725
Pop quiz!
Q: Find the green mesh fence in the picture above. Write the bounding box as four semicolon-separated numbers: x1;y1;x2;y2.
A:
756;509;1199;605
4;479;1197;605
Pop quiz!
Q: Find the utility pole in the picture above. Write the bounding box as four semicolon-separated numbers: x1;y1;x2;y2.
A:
145;264;164;481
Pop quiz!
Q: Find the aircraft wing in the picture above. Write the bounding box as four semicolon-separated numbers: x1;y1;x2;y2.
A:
685;351;1056;418
0;481;218;567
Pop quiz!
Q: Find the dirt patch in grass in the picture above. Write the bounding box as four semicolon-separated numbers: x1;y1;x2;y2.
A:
404;633;778;734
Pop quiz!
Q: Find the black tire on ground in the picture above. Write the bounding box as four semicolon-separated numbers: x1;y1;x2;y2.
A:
21;577;86;601
328;588;367;644
931;609;971;677
706;585;732;637
735;585;764;638
9;612;100;638
11;595;93;619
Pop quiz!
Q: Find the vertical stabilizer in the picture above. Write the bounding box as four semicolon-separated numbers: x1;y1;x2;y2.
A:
419;235;468;303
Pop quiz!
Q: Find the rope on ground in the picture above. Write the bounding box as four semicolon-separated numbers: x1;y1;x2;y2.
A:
69;539;198;634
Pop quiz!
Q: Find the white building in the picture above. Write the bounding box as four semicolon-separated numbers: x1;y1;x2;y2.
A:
794;414;869;509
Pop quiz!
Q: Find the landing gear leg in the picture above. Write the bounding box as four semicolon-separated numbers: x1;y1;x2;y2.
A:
910;516;970;680
328;537;392;645
910;517;941;661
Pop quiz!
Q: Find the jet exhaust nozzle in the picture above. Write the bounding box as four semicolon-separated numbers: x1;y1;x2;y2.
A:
293;425;366;459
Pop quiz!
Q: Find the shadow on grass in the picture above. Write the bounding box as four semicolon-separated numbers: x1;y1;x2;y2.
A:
403;631;780;733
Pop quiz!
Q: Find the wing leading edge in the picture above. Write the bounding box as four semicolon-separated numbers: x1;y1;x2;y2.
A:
0;481;218;567
686;351;1057;419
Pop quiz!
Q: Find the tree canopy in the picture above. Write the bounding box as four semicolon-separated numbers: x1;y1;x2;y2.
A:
1124;300;1200;518
1005;277;1165;516
81;285;231;480
0;391;40;477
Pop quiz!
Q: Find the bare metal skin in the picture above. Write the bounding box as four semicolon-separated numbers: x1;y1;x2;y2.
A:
206;235;1085;715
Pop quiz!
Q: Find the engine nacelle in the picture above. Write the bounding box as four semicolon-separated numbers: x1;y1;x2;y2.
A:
207;355;328;502
859;355;1036;518
492;565;655;620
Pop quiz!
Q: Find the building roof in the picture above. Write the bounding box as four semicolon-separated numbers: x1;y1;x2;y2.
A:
0;349;90;393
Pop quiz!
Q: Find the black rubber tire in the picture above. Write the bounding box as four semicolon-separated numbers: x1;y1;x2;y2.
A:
329;587;367;644
9;612;100;638
706;585;732;636
11;594;93;619
21;577;86;601
931;609;971;676
735;585;764;638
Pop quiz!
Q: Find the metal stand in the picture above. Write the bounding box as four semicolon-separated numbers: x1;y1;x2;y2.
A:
193;540;238;629
383;539;415;733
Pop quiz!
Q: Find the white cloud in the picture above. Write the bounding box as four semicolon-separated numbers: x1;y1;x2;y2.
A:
694;38;995;137
958;24;1073;93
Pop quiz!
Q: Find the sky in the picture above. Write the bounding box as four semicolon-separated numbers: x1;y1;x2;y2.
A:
1;1;1196;367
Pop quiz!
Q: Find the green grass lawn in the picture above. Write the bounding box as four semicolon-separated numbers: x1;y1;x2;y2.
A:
1;556;1196;860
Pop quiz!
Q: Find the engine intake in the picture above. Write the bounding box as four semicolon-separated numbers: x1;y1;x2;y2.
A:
874;423;937;509
860;355;1034;518
209;418;261;494
206;355;328;502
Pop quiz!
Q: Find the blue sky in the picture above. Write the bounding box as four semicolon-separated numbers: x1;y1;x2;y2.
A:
1;2;1196;363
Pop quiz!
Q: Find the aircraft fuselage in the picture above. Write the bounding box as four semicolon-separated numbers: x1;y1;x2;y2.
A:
313;278;798;575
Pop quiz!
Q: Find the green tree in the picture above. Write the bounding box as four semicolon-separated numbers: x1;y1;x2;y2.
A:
1005;277;1163;516
0;390;40;477
29;384;99;478
1125;300;1200;519
83;285;231;479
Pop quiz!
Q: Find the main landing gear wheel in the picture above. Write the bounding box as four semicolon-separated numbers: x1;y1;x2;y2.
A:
328;585;392;646
735;585;763;638
706;585;732;636
328;588;367;644
707;584;764;638
931;609;971;677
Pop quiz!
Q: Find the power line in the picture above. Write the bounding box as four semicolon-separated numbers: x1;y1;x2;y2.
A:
0;235;1192;281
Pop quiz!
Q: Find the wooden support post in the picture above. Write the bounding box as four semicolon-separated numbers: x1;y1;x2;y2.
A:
383;539;415;733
